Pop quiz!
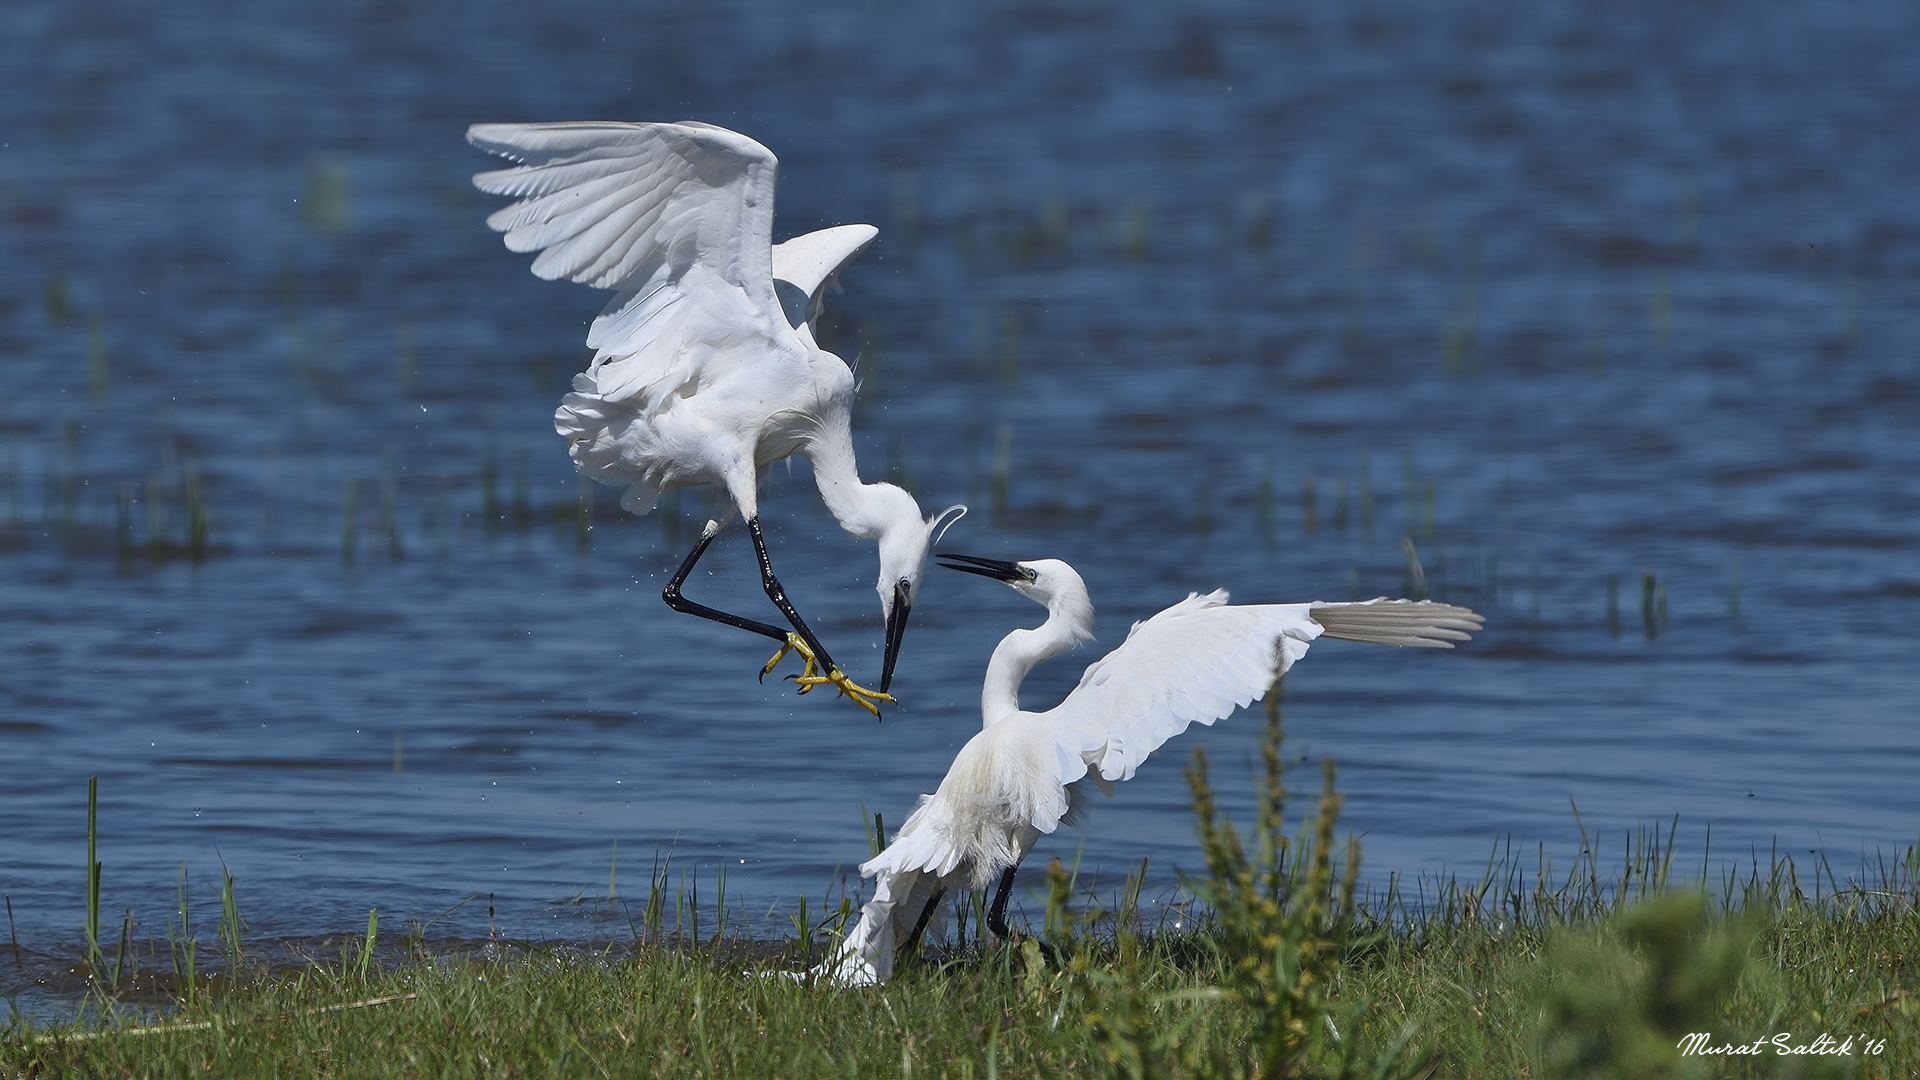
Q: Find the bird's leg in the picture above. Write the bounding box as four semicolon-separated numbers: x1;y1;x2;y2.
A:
986;865;1020;941
900;888;947;961
661;520;795;645
986;864;1059;964
658;521;829;687
747;517;896;718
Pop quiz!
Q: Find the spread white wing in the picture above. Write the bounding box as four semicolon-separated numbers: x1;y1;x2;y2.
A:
862;592;1481;889
468;121;799;403
1052;594;1484;788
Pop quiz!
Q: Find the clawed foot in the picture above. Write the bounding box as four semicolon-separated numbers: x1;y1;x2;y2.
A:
761;633;897;718
794;667;896;718
761;632;823;684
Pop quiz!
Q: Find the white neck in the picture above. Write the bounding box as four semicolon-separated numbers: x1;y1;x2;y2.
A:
803;414;905;541
981;588;1095;727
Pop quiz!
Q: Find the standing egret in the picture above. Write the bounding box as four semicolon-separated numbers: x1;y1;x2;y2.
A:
468;121;964;716
823;555;1482;984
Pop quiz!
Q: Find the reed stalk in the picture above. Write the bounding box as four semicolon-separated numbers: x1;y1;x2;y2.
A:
84;776;102;972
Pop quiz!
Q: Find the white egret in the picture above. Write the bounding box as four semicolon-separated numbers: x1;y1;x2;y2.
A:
468;121;964;716
823;554;1483;984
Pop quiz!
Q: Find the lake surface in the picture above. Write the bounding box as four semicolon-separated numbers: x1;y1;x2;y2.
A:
3;0;1917;1015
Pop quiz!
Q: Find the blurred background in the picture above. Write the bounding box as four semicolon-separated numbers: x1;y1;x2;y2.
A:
2;0;1916;1005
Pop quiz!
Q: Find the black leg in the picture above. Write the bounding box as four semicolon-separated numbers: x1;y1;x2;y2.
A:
986;863;1058;963
986;865;1019;940
661;522;791;643
900;888;946;957
746;517;839;674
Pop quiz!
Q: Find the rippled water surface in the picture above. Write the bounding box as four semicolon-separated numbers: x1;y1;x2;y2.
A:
3;0;1917;1013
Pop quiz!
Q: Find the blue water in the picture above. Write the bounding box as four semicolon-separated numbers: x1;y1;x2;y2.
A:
3;0;1917;1011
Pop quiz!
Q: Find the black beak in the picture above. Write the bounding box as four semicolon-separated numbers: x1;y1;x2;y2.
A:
879;580;911;694
936;553;1029;583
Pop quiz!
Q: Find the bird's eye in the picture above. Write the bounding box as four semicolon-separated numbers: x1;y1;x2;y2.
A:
1021;567;1038;583
897;578;911;596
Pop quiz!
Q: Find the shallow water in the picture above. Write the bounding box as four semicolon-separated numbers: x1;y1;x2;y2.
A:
3;0;1917;1015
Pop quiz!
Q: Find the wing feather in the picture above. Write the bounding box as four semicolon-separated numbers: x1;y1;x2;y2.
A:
1309;598;1484;647
769;224;879;333
468;121;795;393
483;170;665;259
1045;595;1480;791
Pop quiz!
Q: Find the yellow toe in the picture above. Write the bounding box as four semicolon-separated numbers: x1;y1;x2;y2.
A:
762;633;822;684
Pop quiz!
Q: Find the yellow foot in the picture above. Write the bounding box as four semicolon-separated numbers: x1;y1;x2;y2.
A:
761;633;823;684
793;667;897;719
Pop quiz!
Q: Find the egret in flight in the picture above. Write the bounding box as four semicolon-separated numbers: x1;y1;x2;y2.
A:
468;121;964;716
821;555;1483;984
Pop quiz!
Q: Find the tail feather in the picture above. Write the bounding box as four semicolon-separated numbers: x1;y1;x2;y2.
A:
861;794;968;881
1309;598;1483;648
554;370;665;515
817;868;941;987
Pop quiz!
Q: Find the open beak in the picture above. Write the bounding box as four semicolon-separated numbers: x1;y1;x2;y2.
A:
880;580;911;694
936;553;1030;583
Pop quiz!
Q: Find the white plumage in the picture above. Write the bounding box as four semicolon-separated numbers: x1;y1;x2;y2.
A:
824;555;1483;984
469;121;962;707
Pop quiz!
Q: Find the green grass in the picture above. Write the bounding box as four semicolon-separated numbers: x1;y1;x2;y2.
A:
7;700;1916;1079
5;896;1911;1079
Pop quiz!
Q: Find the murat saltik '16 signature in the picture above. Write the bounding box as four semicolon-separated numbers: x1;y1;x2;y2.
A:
1677;1032;1886;1058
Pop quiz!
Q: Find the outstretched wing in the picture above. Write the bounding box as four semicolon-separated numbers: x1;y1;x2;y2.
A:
468;121;797;402
770;224;878;338
1049;593;1482;787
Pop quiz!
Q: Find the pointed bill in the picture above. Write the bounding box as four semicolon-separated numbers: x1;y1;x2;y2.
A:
936;553;1032;584
880;580;912;695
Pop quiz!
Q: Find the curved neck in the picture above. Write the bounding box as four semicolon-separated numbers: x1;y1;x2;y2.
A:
802;415;894;540
981;594;1094;727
